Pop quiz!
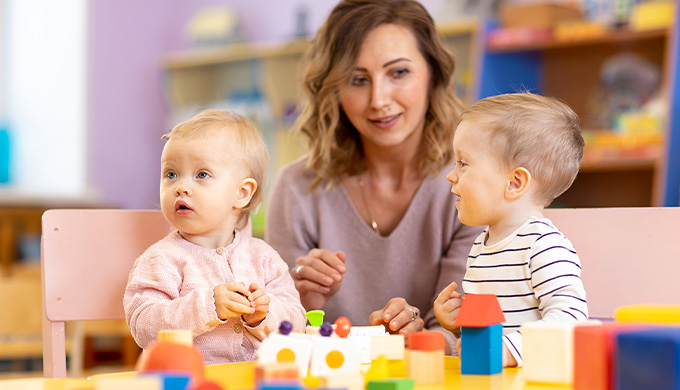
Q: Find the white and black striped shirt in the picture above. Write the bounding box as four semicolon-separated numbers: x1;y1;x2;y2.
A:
462;217;588;365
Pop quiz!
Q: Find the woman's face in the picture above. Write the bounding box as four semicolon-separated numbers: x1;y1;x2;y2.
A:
339;23;431;152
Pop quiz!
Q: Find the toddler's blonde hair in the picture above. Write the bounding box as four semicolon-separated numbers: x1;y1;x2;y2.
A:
163;109;269;228
460;93;584;205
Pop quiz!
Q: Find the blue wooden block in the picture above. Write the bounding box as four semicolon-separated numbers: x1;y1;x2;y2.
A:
257;383;303;390
140;372;191;390
616;327;680;390
460;324;502;375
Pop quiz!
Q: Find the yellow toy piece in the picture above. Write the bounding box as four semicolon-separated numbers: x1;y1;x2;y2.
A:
615;305;680;325
365;355;390;382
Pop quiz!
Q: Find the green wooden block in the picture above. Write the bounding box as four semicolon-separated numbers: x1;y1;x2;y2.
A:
366;378;415;390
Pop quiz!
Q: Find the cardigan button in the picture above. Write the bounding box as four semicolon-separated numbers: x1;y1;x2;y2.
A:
234;323;243;333
216;247;224;255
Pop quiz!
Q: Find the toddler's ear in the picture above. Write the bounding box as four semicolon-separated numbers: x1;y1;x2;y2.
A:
234;178;257;209
505;167;531;200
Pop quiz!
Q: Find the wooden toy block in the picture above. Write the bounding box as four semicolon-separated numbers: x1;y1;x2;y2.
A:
573;321;648;390
366;378;415;390
365;355;390;382
370;334;405;360
94;376;162;390
387;359;405;377
257;333;314;378
309;337;362;377
257;384;303;390
158;329;193;346
522;321;576;385
152;373;191;390
255;362;300;383
318;373;364;390
460;324;502;375
454;294;506;328
616;327;680;390
615;305;680;325
405;331;445;386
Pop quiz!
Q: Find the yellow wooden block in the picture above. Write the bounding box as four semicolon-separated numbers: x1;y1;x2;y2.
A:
388;359;405;377
365;355;390;382
616;305;680;325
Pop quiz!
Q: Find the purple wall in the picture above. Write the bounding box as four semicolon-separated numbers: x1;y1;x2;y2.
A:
89;0;440;209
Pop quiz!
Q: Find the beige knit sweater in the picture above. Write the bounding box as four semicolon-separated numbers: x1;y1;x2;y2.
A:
265;157;484;353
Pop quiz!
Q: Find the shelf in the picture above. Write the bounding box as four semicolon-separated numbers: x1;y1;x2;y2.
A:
163;39;310;70
486;27;668;53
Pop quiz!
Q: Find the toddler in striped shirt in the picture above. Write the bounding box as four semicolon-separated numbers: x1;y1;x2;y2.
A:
433;93;589;367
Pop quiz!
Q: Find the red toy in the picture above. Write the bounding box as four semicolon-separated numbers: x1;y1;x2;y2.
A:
334;316;352;338
137;341;205;383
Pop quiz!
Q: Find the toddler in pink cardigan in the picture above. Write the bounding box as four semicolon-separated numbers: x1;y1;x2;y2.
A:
124;109;306;363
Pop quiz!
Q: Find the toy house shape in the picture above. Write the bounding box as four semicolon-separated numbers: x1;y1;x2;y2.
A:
453;294;506;375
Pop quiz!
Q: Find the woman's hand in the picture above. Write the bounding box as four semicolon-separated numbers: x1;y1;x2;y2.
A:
291;249;346;310
368;297;424;336
433;281;462;333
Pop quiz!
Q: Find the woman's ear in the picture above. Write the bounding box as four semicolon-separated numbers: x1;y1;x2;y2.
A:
505;167;531;200
234;178;257;209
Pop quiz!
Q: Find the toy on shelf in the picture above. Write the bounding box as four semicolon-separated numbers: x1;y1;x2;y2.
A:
453;294;505;375
405;331;445;386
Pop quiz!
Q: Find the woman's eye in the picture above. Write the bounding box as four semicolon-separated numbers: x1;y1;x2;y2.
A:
351;75;368;86
392;68;410;78
197;172;209;179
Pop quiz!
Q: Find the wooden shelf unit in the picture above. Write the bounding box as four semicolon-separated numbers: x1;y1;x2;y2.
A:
479;26;673;207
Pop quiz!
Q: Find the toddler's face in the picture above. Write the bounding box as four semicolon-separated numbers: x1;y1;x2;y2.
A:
447;120;509;227
160;131;247;245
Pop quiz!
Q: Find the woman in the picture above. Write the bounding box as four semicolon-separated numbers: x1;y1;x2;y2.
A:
265;0;483;353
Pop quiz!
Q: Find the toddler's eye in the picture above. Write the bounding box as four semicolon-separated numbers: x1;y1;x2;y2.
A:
166;172;177;179
457;160;467;168
197;171;209;179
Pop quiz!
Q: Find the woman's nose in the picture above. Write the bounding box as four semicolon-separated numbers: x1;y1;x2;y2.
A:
370;79;392;110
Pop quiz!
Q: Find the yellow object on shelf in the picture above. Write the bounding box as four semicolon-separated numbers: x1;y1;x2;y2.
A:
630;1;676;31
616;305;680;324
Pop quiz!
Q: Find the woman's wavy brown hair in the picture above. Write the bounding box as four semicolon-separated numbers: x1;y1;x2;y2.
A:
294;0;463;189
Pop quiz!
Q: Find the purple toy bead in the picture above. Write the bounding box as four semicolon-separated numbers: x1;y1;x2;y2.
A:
279;320;293;335
320;322;333;337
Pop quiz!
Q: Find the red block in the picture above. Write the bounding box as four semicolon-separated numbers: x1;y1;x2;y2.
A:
573;322;648;390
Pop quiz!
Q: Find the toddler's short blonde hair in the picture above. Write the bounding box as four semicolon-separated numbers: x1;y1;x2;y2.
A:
163;109;269;227
460;93;584;205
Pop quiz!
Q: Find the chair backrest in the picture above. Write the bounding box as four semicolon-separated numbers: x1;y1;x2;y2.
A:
41;209;171;378
543;207;680;320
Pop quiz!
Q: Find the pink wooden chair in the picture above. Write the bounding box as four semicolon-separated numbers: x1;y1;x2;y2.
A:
41;209;171;378
543;207;680;320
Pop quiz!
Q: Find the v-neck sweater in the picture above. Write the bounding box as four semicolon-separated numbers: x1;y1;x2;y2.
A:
265;157;484;352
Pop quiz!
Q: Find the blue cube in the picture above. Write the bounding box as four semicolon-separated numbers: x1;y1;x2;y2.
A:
460;323;503;375
616;327;680;390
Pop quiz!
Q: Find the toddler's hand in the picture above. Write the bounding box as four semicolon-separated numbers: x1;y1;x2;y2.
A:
242;283;270;327
433;281;462;333
213;282;255;320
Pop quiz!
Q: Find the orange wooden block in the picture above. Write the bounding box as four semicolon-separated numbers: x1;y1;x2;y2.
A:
255;362;300;383
574;322;649;390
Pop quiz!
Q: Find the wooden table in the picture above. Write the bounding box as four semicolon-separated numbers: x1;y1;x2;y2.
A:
0;357;573;389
